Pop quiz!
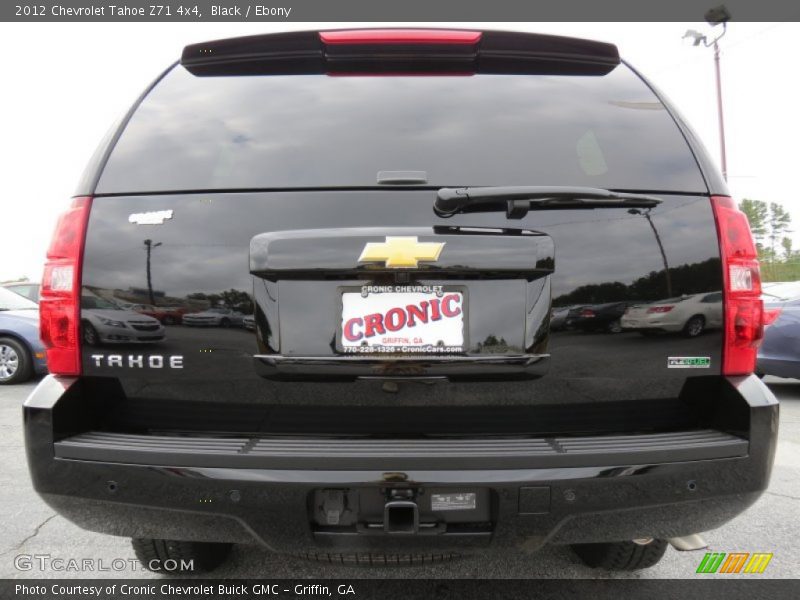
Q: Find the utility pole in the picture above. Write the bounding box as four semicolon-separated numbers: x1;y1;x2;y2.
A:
143;239;162;306
683;5;731;182
713;40;727;181
629;209;672;297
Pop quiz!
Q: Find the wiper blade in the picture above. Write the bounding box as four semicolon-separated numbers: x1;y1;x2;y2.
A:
435;186;662;219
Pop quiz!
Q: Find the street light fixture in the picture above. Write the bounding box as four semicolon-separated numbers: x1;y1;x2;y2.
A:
683;4;731;181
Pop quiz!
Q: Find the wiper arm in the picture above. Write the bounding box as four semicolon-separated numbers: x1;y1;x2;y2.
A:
435;186;662;219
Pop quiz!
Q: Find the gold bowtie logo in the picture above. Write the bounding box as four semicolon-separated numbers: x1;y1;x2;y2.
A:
358;236;445;268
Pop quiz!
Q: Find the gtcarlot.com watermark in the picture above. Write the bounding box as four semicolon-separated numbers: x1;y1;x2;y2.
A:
14;553;193;572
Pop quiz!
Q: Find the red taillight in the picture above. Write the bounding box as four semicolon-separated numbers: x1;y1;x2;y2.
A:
320;30;482;45
711;196;764;376
40;196;92;376
580;309;596;318
647;305;674;314
763;307;782;326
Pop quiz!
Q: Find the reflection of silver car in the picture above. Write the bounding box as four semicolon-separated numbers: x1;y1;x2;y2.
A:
242;314;255;331
621;292;723;337
183;307;245;328
80;296;165;345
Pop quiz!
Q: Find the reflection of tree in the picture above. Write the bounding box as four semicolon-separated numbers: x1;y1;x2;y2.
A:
740;199;798;282
740;199;792;261
553;258;722;306
220;289;254;313
477;335;513;354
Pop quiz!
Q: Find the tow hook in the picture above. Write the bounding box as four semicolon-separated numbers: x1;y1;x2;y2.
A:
384;488;419;534
668;534;708;551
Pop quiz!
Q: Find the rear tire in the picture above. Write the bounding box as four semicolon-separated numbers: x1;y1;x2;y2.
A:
131;538;232;574
220;318;231;328
683;315;705;338
0;337;32;385
606;319;623;334
571;539;668;571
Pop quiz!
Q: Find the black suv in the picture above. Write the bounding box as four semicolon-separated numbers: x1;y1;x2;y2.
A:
26;29;777;572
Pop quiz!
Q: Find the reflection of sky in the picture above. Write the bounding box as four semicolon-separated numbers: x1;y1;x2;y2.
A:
97;66;705;193
82;193;719;305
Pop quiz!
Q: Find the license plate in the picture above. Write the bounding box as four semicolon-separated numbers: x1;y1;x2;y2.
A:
339;285;465;354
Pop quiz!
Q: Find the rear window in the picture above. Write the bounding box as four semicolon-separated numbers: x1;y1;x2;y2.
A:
97;64;706;193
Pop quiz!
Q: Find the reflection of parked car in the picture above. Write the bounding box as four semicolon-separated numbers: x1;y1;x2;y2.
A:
0;287;47;384
757;283;800;378
131;304;186;325
549;305;585;331
3;282;41;303
567;302;631;333
183;307;245;327
621;292;723;337
80;296;166;345
242;314;255;331
160;306;189;325
116;301;144;311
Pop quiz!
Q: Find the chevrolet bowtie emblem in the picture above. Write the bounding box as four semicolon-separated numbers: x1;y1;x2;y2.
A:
358;236;445;269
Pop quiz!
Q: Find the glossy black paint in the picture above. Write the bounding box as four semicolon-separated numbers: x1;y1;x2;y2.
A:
28;29;778;554
250;226;554;277
24;375;778;551
75;191;725;426
568;301;632;333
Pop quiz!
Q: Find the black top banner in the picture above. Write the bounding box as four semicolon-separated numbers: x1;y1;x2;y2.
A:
3;0;800;22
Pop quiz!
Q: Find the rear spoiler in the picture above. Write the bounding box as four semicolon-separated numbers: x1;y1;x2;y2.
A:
181;29;620;77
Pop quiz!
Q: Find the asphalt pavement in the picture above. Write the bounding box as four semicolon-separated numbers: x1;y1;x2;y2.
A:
1;376;797;580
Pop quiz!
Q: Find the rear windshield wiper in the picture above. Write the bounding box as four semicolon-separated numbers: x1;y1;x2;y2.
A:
435;186;662;219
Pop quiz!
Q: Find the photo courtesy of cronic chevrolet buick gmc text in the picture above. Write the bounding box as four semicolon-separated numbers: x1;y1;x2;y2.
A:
25;29;777;573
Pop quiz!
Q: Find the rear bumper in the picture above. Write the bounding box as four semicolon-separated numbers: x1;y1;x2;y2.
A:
24;375;778;553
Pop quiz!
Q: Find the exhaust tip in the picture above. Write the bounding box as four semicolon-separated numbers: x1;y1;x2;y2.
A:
668;534;708;551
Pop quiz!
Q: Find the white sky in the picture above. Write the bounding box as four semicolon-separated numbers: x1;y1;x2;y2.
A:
0;21;798;282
